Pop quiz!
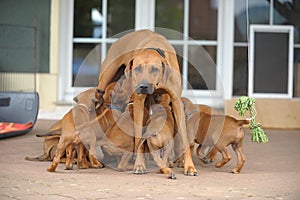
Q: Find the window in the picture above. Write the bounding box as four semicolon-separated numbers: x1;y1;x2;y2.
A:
60;0;221;105
155;0;219;101
72;0;135;87
233;0;300;97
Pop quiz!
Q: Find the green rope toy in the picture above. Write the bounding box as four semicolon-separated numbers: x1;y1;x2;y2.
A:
234;96;268;143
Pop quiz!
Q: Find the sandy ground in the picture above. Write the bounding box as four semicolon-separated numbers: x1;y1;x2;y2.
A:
0;119;300;200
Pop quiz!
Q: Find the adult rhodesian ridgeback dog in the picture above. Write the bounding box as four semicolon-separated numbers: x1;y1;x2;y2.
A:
182;97;248;174
97;29;197;176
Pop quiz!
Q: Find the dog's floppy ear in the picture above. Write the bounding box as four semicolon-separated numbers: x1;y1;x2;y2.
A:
94;88;104;102
162;61;171;84
93;88;104;109
96;88;105;96
124;60;133;78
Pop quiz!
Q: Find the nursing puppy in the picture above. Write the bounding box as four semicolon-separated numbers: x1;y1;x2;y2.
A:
136;94;176;179
97;103;148;171
47;88;104;172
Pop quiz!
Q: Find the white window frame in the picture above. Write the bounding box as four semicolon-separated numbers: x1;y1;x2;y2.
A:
57;0;234;108
248;25;294;98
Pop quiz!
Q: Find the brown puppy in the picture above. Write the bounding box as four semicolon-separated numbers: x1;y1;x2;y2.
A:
181;97;200;166
97;30;197;176
141;93;176;179
183;98;249;174
47;88;104;172
97;104;148;171
195;113;249;174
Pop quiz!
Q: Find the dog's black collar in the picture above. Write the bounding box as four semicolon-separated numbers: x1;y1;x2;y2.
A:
145;47;166;58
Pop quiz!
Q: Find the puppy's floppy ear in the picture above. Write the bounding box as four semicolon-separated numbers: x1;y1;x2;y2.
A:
162;62;171;84
124;59;133;78
73;97;79;103
96;88;105;96
94;88;105;105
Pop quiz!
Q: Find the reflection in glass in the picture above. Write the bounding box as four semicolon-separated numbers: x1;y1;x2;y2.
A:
155;0;184;40
233;47;248;96
189;0;218;40
188;45;216;90
72;43;101;87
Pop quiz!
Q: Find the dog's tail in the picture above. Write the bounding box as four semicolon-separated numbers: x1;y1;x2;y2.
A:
237;119;250;126
36;130;61;138
25;153;51;162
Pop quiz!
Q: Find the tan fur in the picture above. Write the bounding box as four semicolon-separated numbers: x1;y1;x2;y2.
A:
195;113;249;174
47;88;105;172
183;98;249;173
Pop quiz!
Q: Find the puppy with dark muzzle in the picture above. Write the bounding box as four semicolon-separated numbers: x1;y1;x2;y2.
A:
139;93;176;179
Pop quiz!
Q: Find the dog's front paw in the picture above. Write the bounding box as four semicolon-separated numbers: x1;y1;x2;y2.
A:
133;154;146;174
184;166;198;176
133;164;146;174
231;168;241;174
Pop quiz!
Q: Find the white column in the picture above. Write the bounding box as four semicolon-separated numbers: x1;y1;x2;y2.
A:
135;0;155;31
216;0;234;100
57;0;74;102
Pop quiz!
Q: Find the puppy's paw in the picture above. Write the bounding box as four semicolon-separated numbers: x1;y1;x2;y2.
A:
231;168;240;174
168;172;177;180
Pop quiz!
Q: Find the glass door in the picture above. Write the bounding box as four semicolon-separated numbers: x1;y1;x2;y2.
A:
59;0;223;106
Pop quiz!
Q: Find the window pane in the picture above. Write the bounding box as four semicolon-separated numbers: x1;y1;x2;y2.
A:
107;0;135;37
188;45;216;90
272;0;300;44
74;0;135;38
74;0;101;38
173;45;184;69
189;0;218;40
155;0;184;39
233;47;248;96
234;0;270;42
72;43;101;87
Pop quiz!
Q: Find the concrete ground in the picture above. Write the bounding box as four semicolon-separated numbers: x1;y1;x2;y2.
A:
0;119;300;200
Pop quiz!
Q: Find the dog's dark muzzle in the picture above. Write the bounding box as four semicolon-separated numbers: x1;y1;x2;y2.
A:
136;83;154;94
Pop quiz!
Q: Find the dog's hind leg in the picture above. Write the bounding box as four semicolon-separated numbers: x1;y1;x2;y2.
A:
215;148;231;169
47;138;70;172
163;141;175;168
231;142;246;174
65;144;75;170
77;143;91;169
88;140;104;168
148;143;176;179
206;147;218;163
117;152;133;171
